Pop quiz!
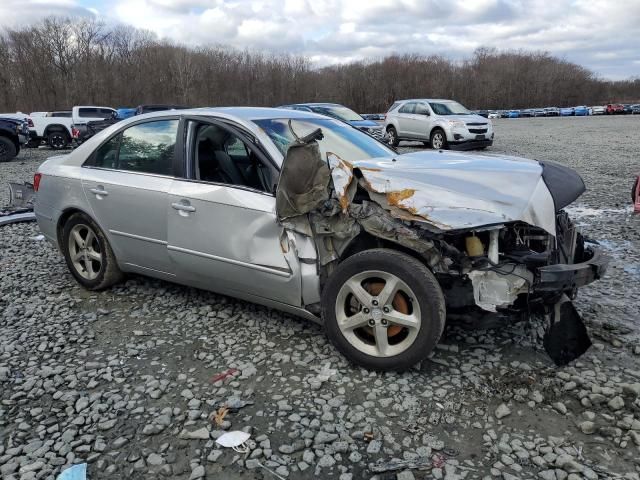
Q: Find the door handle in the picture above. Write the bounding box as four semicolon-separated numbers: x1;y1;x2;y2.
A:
171;202;196;213
89;187;108;196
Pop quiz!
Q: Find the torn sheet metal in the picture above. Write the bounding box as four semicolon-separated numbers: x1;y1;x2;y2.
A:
467;265;532;312
1;182;36;226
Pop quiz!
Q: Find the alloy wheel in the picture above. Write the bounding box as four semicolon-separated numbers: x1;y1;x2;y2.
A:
50;134;66;149
68;224;102;280
335;270;421;357
432;132;444;149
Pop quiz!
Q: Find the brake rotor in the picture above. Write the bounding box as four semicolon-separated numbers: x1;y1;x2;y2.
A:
365;281;408;338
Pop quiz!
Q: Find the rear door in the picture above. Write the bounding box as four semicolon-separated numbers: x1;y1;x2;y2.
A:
396;102;416;136
166;117;301;306
81;118;180;277
410;102;432;139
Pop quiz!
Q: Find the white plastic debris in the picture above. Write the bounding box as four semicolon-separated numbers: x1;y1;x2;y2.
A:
215;430;251;451
30;234;45;241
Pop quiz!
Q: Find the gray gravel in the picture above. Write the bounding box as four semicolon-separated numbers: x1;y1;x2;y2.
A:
1;116;640;480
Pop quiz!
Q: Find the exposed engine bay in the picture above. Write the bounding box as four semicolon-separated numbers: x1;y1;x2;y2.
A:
276;127;609;366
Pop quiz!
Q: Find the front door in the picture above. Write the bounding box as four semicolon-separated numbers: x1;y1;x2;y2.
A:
166;119;301;306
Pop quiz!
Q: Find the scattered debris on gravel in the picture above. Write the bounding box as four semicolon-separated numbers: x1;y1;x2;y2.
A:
1;117;640;479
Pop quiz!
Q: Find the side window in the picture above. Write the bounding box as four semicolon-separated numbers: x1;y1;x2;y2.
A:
118;120;178;175
94;134;121;169
190;121;272;192
414;103;430;115
79;108;98;118
399;102;415;114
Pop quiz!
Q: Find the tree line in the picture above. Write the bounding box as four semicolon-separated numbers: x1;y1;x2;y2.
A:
0;18;638;114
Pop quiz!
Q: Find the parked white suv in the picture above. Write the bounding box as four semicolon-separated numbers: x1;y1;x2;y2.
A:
384;99;494;150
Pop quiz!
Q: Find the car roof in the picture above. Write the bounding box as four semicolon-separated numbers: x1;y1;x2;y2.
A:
123;106;330;122
283;103;345;108
397;99;456;103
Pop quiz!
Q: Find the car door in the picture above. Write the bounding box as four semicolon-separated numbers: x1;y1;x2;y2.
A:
166;117;302;306
410;102;432;139
395;102;416;136
81;118;179;277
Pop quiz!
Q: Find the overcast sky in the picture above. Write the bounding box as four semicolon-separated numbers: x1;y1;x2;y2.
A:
1;0;639;79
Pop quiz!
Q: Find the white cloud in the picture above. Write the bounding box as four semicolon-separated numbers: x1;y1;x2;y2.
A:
1;0;639;79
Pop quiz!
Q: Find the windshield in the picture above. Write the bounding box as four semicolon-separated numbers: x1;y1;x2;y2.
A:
254;117;395;162
311;105;364;122
428;101;471;116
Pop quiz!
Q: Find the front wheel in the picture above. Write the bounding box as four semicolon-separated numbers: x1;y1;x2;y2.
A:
430;129;447;150
0;136;17;162
322;249;446;371
62;213;124;290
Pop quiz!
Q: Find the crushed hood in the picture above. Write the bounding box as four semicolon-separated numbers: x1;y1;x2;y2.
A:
341;150;559;235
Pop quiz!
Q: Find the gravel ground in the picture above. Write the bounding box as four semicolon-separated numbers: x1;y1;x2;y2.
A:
1;116;640;480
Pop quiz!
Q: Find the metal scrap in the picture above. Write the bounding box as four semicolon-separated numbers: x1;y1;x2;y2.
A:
0;182;36;226
368;457;433;473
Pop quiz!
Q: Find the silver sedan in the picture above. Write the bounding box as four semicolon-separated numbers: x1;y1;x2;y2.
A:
34;107;606;370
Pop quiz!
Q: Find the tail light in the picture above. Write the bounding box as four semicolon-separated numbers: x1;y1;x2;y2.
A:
33;173;42;192
71;127;80;139
27;118;34;128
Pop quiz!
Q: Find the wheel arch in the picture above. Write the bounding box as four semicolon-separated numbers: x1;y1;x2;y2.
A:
56;206;108;249
0;131;20;151
44;124;71;137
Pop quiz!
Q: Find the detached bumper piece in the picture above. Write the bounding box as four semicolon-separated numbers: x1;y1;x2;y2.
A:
448;139;493;151
536;246;608;292
543;294;592;366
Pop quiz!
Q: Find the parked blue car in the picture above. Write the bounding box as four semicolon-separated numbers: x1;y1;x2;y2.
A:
116;108;136;120
506;110;520;118
278;103;385;141
560;107;574;116
573;106;589;116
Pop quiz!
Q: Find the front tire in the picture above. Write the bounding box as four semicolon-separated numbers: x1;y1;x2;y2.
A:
48;131;69;150
386;126;399;147
0;136;17;162
62;213;124;290
430;128;447;150
322;249;446;371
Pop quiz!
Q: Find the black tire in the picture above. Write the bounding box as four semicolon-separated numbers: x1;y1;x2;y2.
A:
322;249;446;371
47;131;69;150
61;213;124;290
0;135;17;162
386;126;400;147
430;128;447;150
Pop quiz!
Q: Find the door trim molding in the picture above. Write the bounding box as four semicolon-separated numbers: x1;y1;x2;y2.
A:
167;245;291;278
110;229;167;245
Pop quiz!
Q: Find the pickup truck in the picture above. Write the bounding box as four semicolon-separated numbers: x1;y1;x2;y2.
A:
0;117;30;162
70;106;117;145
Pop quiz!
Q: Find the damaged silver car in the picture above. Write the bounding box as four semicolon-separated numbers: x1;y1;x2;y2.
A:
33;108;608;370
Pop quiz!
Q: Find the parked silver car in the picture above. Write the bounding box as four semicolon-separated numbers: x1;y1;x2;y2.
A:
384;99;494;149
34;107;607;370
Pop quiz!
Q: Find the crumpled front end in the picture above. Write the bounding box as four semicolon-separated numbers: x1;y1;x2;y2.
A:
275;131;608;365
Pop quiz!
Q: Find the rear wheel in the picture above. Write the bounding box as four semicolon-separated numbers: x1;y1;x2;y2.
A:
322;249;446;371
62;213;123;290
386;126;399;147
430;128;447;150
48;131;69;150
0;136;17;162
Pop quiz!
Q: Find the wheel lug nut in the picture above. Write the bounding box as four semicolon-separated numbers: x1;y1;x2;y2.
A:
381;319;388;326
383;306;390;313
368;319;375;326
372;299;378;306
363;308;370;314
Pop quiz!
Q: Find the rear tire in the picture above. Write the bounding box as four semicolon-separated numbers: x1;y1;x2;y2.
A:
0;136;17;162
386;126;399;147
322;249;446;371
48;131;69;150
430;128;447;150
61;213;124;290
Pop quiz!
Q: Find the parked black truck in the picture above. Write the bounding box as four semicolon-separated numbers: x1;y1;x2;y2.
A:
0;117;30;162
